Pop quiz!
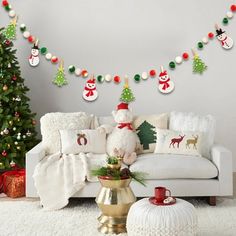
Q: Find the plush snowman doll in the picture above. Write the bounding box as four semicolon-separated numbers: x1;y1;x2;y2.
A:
158;70;174;94
216;28;234;50
29;44;40;67
82;77;98;101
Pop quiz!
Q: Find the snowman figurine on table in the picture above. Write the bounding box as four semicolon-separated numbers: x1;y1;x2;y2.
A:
29;41;40;67
158;67;175;94
215;24;234;50
82;76;98;102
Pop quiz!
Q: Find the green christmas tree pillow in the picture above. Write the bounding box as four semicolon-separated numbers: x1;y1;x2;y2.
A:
133;113;168;154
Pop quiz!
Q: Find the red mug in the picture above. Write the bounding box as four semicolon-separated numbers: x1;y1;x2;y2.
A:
155;186;171;203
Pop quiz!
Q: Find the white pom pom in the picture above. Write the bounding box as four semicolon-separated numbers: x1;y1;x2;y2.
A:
9;10;16;18
23;31;30;38
141;72;148;80
75;68;82;76
226;11;233;19
45;53;52;60
175;56;182;64
202;37;209;44
105;74;112;82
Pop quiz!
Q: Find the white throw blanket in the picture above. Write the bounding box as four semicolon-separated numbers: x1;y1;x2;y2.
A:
33;152;87;210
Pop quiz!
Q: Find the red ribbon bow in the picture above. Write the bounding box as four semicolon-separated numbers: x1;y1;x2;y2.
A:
85;87;95;97
117;123;133;130
159;78;170;90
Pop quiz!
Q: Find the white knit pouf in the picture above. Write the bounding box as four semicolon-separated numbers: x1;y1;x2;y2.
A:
127;198;197;236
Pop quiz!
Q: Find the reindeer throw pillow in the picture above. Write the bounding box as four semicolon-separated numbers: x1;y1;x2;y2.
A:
59;129;106;154
154;128;203;156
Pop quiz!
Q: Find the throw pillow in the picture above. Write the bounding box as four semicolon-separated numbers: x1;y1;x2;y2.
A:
59;129;106;154
154;128;203;156
133;113;168;154
169;111;216;158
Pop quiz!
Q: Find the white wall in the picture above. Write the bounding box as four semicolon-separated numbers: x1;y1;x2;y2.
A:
2;0;236;169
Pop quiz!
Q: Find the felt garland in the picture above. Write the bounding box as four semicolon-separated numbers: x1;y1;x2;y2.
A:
1;1;236;91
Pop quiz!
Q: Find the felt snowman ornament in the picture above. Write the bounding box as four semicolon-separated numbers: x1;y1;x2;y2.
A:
82;76;98;102
29;41;40;67
158;67;174;94
215;25;234;50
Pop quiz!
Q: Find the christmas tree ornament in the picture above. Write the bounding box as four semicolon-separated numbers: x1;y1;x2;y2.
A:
14;141;18;145
3;15;17;40
1;150;7;157
75;68;82;76
28;35;35;43
68;65;75;73
175;56;182;64
13;127;16;131
82;75;98;102
8;9;15;17
114;75;121;83
23;135;26;139
26;130;31;136
120;76;135;103
0;131;4;135
45;53;52;60
81;69;88;78
7;144;10;148
2;0;9;6
17;133;21;140
15;111;20;117
169;61;176;69
12;75;17;81
230;5;236;12
9;120;13;125
134;74;141;82
222;17;229;25
3;128;9;134
149;69;156;77
15;96;21;101
3;84;8;91
53;60;68;87
10;160;16;168
20;23;26;32
5;39;11;46
40;47;47;55
8;63;11;68
32;120;37;125
23;31;30;39
51;56;58;63
105;74;112;82
29;40;40;67
226;11;233;19
192;49;207;74
97;75;104;83
215;24;234;49
16;146;21;150
158;66;175;94
202;37;208;44
141;72;148;80
182;52;189;60
208;32;214;39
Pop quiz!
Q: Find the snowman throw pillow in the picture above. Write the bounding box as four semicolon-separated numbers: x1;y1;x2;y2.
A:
154;128;203;157
59;129;106;154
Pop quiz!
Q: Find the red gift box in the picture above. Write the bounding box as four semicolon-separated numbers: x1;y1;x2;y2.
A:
0;174;3;193
2;169;25;198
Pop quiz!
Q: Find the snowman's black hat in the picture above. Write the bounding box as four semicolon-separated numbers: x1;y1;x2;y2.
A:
32;44;39;50
216;28;225;36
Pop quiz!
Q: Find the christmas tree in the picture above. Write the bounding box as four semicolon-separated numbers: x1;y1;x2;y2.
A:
193;54;207;74
120;77;135;103
0;28;38;170
136;121;156;150
53;60;67;87
3;16;17;40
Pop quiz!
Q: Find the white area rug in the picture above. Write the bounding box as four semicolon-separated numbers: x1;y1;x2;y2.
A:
0;198;236;236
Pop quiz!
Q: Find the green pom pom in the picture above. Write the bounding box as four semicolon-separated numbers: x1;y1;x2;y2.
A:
20;24;26;32
5;5;11;11
40;47;47;55
68;65;75;73
169;61;176;69
134;74;141;82
198;42;204;49
97;75;104;83
223;17;228;25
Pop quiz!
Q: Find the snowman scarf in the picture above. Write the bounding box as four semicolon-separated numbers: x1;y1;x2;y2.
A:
159;78;170;90
117;123;133;130
85;86;96;97
220;36;229;47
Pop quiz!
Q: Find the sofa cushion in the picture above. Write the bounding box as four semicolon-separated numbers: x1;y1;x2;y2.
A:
129;153;218;179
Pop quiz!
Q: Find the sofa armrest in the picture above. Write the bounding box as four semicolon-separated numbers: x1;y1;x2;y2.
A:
26;142;45;197
211;144;233;196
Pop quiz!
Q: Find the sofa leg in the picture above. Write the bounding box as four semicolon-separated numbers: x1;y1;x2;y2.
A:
207;196;216;206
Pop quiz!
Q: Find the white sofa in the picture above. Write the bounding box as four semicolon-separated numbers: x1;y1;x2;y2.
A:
26;112;233;205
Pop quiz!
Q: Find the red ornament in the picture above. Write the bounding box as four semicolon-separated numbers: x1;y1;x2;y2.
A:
28;36;35;43
182;52;189;60
51;56;58;63
1;150;7;157
81;70;88;78
114;75;121;83
5;39;11;46
32;120;37;125
12;75;17;81
2;0;8;6
15;112;20;117
208;32;214;39
149;70;156;77
231;4;236;12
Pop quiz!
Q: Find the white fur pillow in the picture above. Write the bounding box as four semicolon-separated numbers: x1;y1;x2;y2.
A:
169;112;216;158
40;112;94;154
154;128;203;156
60;129;106;154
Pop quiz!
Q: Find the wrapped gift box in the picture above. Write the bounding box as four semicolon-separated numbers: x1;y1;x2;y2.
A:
0;174;3;193
3;169;25;198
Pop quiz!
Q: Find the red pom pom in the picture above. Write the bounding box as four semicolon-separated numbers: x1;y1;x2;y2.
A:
81;70;88;78
114;76;121;83
208;32;214;39
182;52;189;60
28;36;35;43
149;70;156;77
12;75;17;81
51;56;58;63
231;4;236;12
2;0;8;6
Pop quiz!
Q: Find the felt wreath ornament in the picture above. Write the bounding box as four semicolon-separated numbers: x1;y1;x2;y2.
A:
77;133;88;146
